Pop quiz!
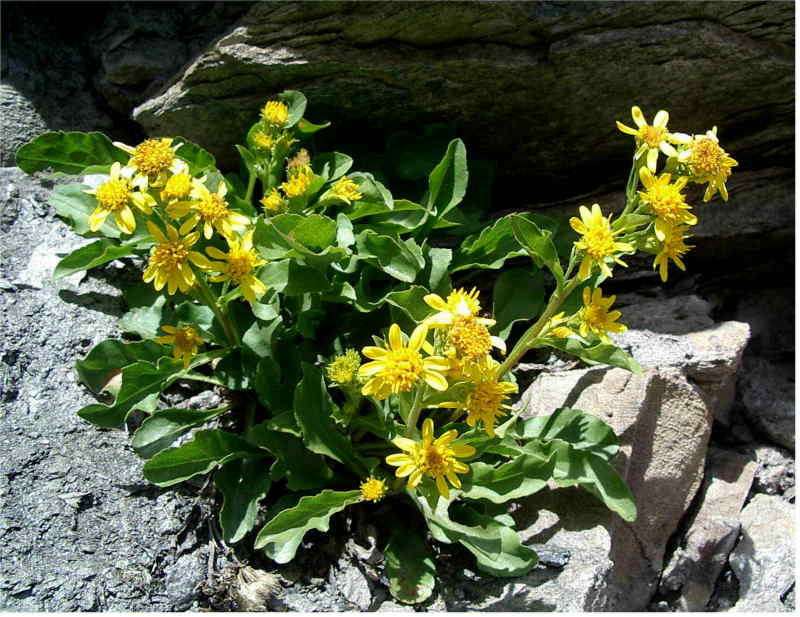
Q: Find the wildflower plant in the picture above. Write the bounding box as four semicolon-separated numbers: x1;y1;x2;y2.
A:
17;95;735;604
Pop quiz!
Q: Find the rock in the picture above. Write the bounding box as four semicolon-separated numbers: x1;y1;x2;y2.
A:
752;444;795;498
739;356;794;449
329;556;373;610
659;447;757;610
734;286;794;360
162;552;203;611
376;598;416;612
615;294;715;335
729;494;795;612
133;2;792;196
0;167;207;611
0;84;50;167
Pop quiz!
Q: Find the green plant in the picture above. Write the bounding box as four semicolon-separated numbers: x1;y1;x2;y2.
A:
18;94;736;604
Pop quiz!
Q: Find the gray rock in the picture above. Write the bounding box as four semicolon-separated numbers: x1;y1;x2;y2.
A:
659;447;757;610
752;444;795;498
0;84;50;167
729;494;795;612
739;356;795;449
329;556;373;610
376;598;415;612
162;552;203;611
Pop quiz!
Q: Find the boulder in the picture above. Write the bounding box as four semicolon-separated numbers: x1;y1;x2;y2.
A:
0;84;50;167
659;447;757;610
729;494;795;612
739;356;795;450
133;1;793;200
752;444;795;498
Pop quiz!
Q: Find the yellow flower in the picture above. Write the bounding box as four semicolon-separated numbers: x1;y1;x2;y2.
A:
439;358;518;438
678;127;738;202
541;312;574;339
616;106;687;172
359;323;449;400
143;220;210;295
448;315;506;359
570;204;634;280
327;349;362;385
638;167;697;240
204;230;268;303
331;177;362;205
84;162;155;234
359;477;388;502
167;178;250;240
386;418;475;499
160;171;194;203
423;287;483;327
154;325;203;369
252;130;275;151
280;167;313;198
578;287;627;341
261;101;289;127
653;224;694;282
114;138;187;188
260;188;286;213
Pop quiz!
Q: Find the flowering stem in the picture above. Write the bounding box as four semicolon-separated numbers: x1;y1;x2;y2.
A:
194;275;240;347
245;169;256;205
404;385;426;438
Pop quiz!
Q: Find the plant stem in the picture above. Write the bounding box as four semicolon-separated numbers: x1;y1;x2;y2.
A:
404;385;426;438
245;168;257;204
194;275;240;347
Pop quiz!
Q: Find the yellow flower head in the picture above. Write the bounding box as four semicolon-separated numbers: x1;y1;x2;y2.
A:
114;138;187;188
570;204;634;280
280;168;313;198
204;230;268;304
160;171;193;203
326;349;362;385
143;220;210;295
678;127;738;202
424;287;483;327
167;178;250;240
541;312;574;339
154;325;203;369
439;358;517;438
653;224;694;282
616;106;687;172
359;323;449;400
359;477;388;502
332;177;363;205
638;167;697;240
262;100;289;127
252;130;275;151
85;162;155;234
287;149;311;171
578;287;627;341
260;188;286;213
386;418;475;499
448;315;506;359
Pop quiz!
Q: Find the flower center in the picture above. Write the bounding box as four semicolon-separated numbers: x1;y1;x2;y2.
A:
226;249;258;283
640;125;666;148
360;478;387;502
95;178;130;211
468;382;506;418
198;194;229;222
262;101;289;127
151;242;189;272
449;316;492;359
133;139;174;177
583;224;616;259
382;348;423;393
173;327;200;351
419;444;449;477
690;138;725;177
583;305;607;330
281;170;312;198
646;183;686;221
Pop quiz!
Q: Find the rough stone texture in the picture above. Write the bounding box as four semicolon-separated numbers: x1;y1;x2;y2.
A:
0;84;50;168
739;356;795;450
659;447;757;611
752;444;795;499
729;494;795;612
0;167;211;610
133;2;793;195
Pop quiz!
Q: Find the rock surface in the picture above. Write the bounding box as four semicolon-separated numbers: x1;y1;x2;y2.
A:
729;494;795;612
752;444;795;499
739;356;795;450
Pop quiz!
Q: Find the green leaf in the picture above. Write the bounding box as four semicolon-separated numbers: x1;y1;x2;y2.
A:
174;138;216;175
384;528;436;604
426;138;468;219
541;337;643;374
450;215;526;272
258;259;330;296
76;358;181;428
75;339;165;393
142;429;265;487
278;90;308;128
385;126;455;181
131;406;230;459
517;407;619;461
384;285;432;323
312;152;353;182
296;118;331;135
510;214;564;283
293;364;368;475
215;458;272;544
492;268;545;339
357;231;425;283
119;288;171;340
422;246;453;296
16;131;128;175
248;422;334;490
460;452;556;504
254;489;361;563
54;239;141;279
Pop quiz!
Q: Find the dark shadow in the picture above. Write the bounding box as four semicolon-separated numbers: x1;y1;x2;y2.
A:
58;289;125;318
